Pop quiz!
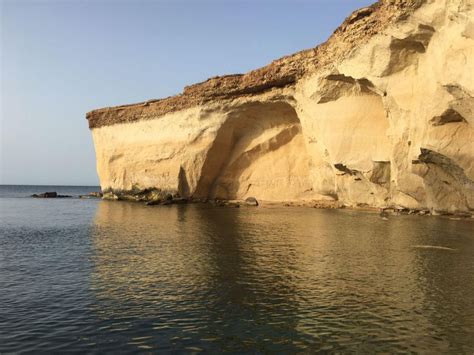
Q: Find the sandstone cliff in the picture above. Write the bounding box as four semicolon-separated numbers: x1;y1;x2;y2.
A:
87;0;474;213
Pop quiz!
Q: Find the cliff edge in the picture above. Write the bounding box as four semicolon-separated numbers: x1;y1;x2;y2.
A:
87;0;474;214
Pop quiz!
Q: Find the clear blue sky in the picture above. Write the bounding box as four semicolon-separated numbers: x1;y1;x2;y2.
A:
1;0;373;186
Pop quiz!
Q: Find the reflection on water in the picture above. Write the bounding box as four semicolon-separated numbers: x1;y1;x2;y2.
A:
89;201;474;353
1;194;473;352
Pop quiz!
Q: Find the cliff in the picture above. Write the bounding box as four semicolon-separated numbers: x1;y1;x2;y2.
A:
87;0;474;214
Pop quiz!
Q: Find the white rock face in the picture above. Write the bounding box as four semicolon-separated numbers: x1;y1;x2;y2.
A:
89;0;474;213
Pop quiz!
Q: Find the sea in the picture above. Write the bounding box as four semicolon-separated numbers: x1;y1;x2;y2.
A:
1;185;473;353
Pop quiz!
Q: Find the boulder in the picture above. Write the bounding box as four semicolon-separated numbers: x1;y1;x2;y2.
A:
245;197;259;206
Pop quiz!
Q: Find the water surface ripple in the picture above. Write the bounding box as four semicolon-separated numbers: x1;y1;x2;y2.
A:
1;190;473;353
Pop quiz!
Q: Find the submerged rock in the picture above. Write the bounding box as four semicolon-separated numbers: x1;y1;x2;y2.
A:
145;199;162;206
88;191;103;198
79;192;103;199
86;0;473;213
146;197;189;206
31;192;72;198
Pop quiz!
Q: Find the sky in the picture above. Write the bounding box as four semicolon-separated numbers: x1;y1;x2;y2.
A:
1;0;374;186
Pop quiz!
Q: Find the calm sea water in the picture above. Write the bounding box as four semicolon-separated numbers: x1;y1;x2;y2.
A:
1;185;473;353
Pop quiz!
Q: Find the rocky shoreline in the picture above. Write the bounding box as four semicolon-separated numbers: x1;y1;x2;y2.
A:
29;189;472;219
98;187;473;219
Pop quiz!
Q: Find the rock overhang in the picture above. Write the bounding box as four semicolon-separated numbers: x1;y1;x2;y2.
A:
87;0;474;214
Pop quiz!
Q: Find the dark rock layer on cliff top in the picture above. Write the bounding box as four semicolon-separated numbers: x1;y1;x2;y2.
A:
86;0;424;129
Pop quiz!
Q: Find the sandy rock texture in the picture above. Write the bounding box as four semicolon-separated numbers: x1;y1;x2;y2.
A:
87;0;473;213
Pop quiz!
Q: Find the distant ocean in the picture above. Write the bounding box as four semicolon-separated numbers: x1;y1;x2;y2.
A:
1;185;474;353
0;184;101;198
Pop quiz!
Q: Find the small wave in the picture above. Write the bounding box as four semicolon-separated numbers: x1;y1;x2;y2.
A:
412;245;457;251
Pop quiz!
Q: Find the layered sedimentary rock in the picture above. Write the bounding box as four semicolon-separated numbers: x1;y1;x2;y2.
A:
87;0;474;213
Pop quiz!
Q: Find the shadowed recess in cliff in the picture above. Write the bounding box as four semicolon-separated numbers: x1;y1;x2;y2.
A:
316;74;380;104
381;24;435;75
430;108;467;126
193;101;313;200
413;148;474;211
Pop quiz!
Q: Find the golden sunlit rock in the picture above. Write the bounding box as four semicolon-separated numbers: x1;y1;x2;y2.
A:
87;0;474;213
